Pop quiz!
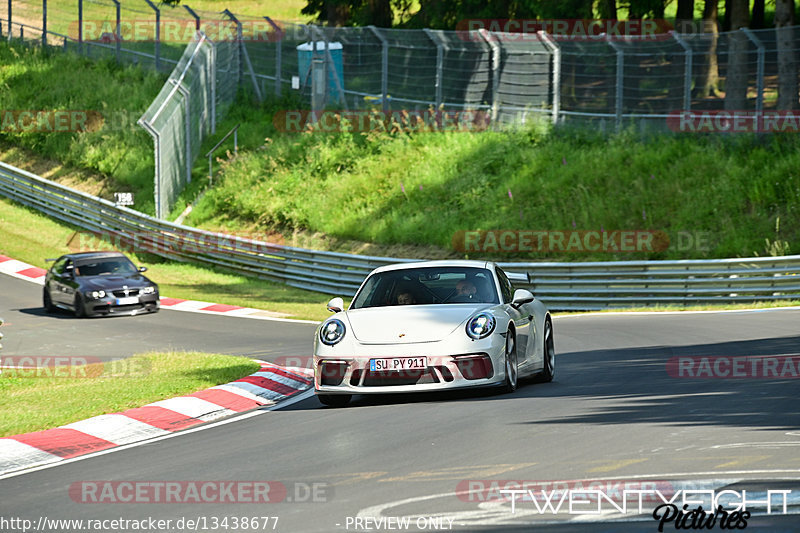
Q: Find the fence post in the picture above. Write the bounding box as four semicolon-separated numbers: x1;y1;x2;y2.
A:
265;17;282;97
423;29;444;110
606;35;624;132
172;81;192;185
112;0;120;63
742;27;765;115
209;34;216;134
478;29;500;123
77;0;81;51
184;5;200;31
538;30;561;125
224;9;262;102
671;31;693;114
4;0;9;40
143;0;160;70
368;26;389;113
42;0;47;47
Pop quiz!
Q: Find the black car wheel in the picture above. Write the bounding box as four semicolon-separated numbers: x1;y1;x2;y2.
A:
43;288;55;313
502;330;518;393
536;318;555;383
74;294;87;318
317;394;351;407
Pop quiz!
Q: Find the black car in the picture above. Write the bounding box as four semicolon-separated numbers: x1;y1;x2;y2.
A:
43;252;160;317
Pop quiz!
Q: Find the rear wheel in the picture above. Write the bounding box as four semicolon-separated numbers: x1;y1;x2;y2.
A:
317;394;351;407
43;288;55;313
538;318;555;382
502;331;518;393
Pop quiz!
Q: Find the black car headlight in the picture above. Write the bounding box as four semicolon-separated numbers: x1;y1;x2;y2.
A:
319;319;346;346
86;290;106;299
142;286;157;294
466;313;496;340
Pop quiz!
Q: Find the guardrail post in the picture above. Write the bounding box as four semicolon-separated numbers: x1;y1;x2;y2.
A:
142;0;160;70
606;35;624;132
368;26;389;113
42;0;47;47
265;17;282;97
670;31;693;113
741;28;765;115
538;31;561;125
424;29;444;110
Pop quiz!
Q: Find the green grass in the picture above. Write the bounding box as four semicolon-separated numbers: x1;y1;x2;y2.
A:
191;104;800;262
0;351;261;437
0;197;340;322
0;40;164;214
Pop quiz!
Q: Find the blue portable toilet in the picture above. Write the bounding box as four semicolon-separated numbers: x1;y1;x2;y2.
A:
297;41;345;103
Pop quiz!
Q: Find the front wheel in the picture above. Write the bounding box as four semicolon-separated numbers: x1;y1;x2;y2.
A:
74;294;87;318
502;331;518;393
43;288;55;313
317;394;351;408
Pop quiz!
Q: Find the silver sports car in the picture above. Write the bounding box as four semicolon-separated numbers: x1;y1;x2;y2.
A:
313;260;555;407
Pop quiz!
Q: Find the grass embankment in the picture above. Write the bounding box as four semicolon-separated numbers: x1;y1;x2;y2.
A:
0;351;261;437
0;41;163;212
194;104;800;261
3;30;798;263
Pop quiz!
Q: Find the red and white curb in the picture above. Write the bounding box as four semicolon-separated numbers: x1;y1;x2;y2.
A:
0;254;318;324
0;361;314;476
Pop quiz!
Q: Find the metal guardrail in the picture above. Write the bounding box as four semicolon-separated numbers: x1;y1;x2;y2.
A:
1;160;799;310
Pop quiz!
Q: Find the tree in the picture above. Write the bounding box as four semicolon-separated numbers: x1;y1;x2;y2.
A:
775;0;798;109
751;0;765;29
301;0;394;27
696;0;720;98
724;0;749;111
596;0;618;20
676;0;695;32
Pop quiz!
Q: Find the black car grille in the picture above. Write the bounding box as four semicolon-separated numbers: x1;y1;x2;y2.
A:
111;288;141;297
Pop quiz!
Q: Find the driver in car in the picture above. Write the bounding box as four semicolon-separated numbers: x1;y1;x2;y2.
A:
455;279;477;298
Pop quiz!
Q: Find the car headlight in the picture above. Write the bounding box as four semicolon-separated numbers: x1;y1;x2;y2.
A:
319;319;346;346
86;290;106;299
142;286;156;294
466;313;496;340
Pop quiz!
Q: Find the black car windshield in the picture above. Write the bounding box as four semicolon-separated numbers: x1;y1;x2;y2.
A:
351;267;499;309
74;258;137;277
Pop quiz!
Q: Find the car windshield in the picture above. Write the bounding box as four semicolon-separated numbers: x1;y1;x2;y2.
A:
74;258;137;277
351;266;499;309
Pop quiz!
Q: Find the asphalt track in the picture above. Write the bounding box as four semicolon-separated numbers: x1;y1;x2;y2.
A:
2;273;800;533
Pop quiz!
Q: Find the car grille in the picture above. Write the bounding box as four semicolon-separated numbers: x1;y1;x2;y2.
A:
112;288;141;297
352;365;454;387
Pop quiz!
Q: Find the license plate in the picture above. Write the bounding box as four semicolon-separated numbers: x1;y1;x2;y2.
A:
369;357;427;372
116;296;139;305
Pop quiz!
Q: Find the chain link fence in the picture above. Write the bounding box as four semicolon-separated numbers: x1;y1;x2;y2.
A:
138;30;239;219
1;3;799;215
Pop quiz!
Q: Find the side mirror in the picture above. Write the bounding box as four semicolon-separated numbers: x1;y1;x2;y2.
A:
327;297;344;313
511;289;534;308
139;266;148;272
